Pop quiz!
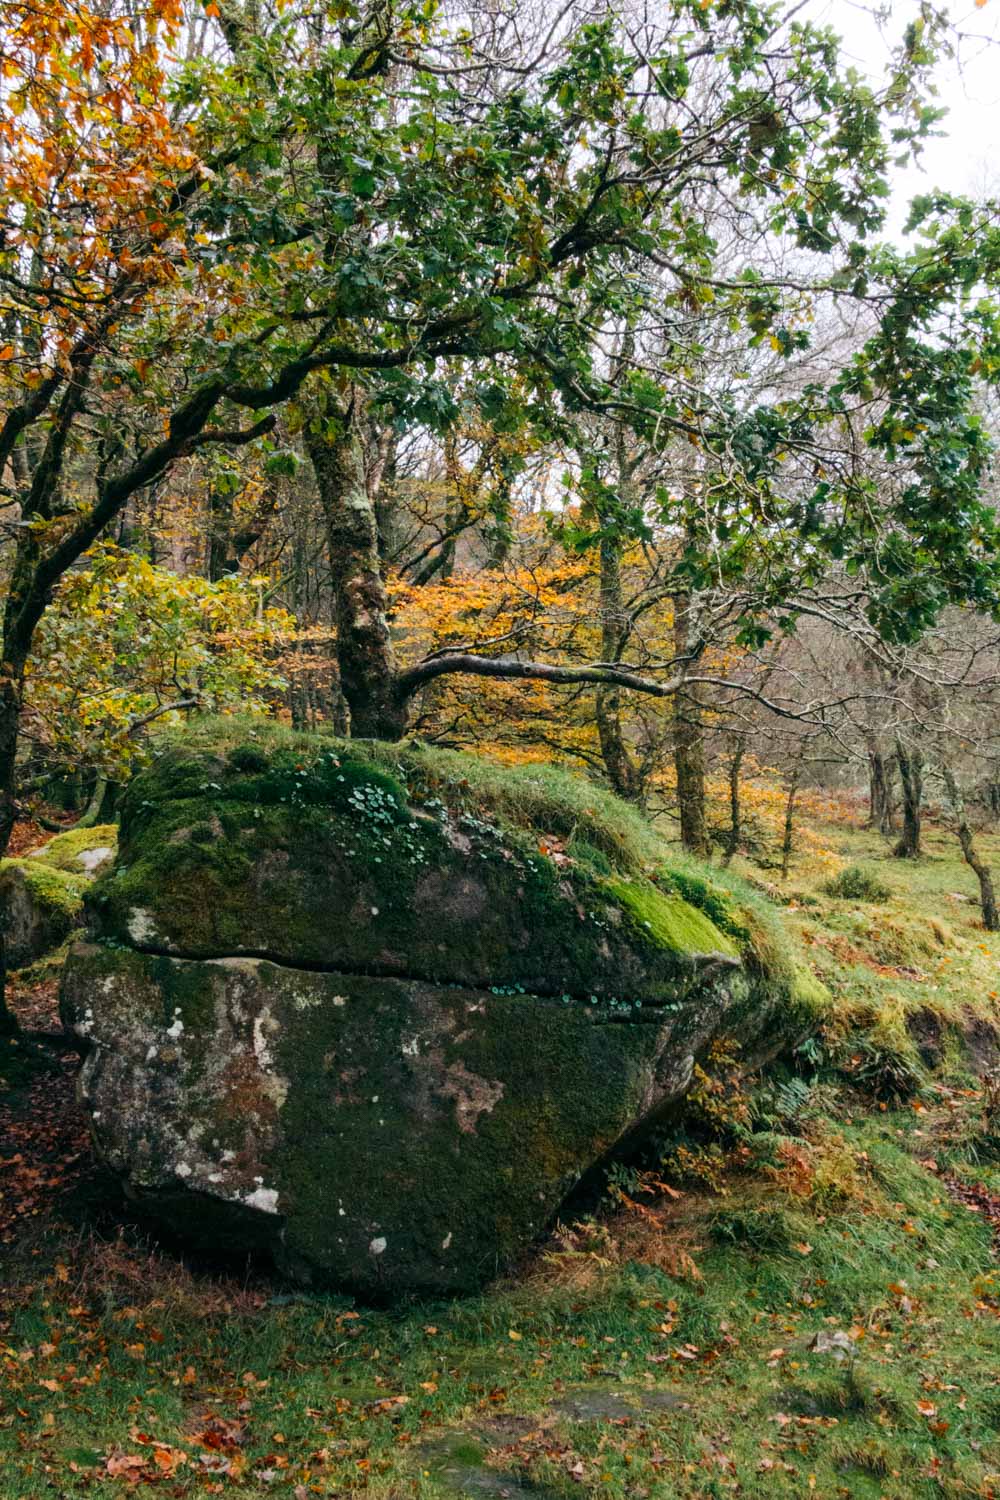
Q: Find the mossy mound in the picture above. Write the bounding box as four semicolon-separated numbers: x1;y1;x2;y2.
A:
1;825;117;970
29;823;117;877
62;720;824;1296
0;860;87;970
88;734;742;1002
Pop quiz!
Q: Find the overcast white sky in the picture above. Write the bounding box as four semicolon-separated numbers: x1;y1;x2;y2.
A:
801;0;1000;239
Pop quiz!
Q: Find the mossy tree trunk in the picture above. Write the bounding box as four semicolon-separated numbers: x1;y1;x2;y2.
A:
943;765;999;931
893;737;923;859
0;584;37;1033
672;590;710;857
307;393;410;742
0;679;19;1035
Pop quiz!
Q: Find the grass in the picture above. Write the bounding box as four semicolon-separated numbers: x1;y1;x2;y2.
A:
2;1113;1000;1499
148;713;670;878
5;793;1000;1496
764;819;1000;1095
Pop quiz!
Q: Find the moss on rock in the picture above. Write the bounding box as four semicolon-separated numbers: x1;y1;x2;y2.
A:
62;718;826;1296
87;733;736;1004
605;877;739;958
30;824;117;876
0;859;87;969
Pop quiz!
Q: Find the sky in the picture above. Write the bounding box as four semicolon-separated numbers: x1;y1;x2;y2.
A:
802;0;1000;239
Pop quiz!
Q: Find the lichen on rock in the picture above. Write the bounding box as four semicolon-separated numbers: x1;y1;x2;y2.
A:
61;721;825;1296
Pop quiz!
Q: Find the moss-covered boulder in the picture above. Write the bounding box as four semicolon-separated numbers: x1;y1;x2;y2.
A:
61;723;824;1296
30;823;118;878
1;824;117;969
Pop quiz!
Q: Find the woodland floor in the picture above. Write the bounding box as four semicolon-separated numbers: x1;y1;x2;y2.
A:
5;820;1000;1497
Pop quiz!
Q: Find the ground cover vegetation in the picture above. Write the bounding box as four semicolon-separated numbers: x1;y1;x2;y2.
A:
6;0;1000;1493
5;807;1000;1497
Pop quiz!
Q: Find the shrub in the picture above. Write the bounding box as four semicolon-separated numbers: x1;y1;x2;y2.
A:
823;865;891;903
707;1203;804;1254
843;1035;923;1101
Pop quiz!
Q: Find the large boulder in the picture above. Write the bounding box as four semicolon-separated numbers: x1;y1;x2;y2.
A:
61;726;824;1296
1;824;117;969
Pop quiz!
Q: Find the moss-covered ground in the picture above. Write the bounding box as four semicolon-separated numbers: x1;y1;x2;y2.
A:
4;801;1000;1497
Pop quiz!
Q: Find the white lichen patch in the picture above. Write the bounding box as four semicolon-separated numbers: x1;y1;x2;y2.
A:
293;991;324;1011
78;846;113;875
253;1007;278;1069
244;1185;280;1214
258;1069;288;1109
252;1005;289;1107
127;907;158;945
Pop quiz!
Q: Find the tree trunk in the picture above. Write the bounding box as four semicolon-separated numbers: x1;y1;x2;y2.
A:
0;668;25;1033
307;396;409;741
721;738;746;868
780;763;801;881
74;775;118;829
988;774;1000;824
943;766;999;931
595;532;642;803
672;591;710;857
879;752;897;835
893;738;923;858
868;747;887;830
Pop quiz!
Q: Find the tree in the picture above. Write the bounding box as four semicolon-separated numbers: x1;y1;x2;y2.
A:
6;0;1000;1033
22;546;290;794
942;765;999;931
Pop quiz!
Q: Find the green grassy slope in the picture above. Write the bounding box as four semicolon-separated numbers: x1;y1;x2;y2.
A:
3;809;1000;1498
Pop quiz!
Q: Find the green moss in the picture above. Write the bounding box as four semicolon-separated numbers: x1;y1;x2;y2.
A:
661;868;750;944
565;834;613;876
147;715;665;875
1;859;87;921
30;824;117;875
605;877;739;957
790;963;829;1021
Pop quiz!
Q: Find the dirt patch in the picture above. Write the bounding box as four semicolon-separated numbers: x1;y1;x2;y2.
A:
907;1006;944;1069
0;1048;101;1251
552;1385;688;1423
942;1174;1000;1251
961;1011;1000;1074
